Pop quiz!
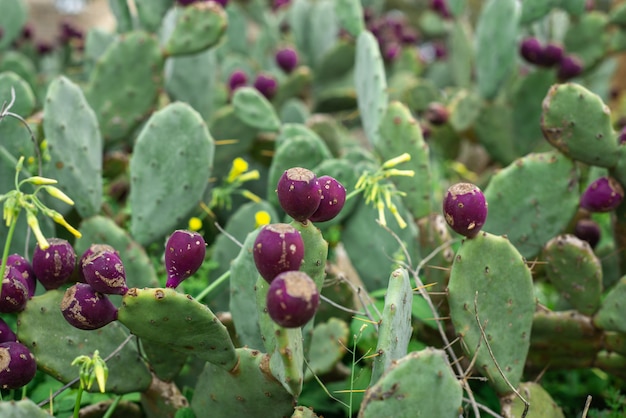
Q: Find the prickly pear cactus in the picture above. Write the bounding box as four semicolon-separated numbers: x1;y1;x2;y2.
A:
447;232;535;395
501;382;565;418
0;399;53;418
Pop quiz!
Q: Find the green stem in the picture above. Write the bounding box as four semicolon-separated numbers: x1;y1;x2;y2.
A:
345;188;362;202
102;395;123;418
73;387;84;418
0;213;20;300
194;270;231;302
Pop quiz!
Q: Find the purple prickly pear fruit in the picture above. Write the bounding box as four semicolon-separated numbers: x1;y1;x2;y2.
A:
383;42;400;62
557;55;583;81
309;176;347;223
82;247;128;295
266;271;320;328
519;37;543;65
228;70;248;92
0;341;37;389
213;0;229;6
32;238;76;290
253;223;304;283
165;230;207;288
78;244;115;283
539;43;563;67
6;254;36;298
574;219;601;249
276;167;322;222
619;126;626;144
0;318;17;344
0;267;29;313
253;74;278;99
580;177;624;213
275;48;299;73
443;182;488;238
425;102;449;126
431;0;451;18
61;283;118;330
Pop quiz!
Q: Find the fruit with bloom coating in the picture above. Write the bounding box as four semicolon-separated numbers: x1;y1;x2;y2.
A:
61;283;118;330
266;271;320;328
253;223;304;283
275;48;298;73
165;230;207;288
276;167;322;222
82;246;128;295
580;177;624;213
32;238;76;290
309;176;346;223
443;183;488;238
0;267;29;313
6;254;36;298
0;341;37;389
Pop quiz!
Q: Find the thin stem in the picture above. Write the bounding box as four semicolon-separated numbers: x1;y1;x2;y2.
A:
73;387;84;418
102;395;123;418
194;270;231;302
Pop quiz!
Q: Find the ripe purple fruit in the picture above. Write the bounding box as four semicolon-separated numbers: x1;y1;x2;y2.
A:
165;230;207;288
539;43;564;67
275;48;299;73
253;223;304;283
228;70;248;92
276;167;322;222
82;247;128;295
0;267;29;313
32;238;76;290
580;177;624;213
443;182;488;238
253;73;278;99
520;37;543;65
266;271;320;328
0;341;37;389
557;55;583;81
0;318;17;344
309;176;347;223
6;254;36;298
574;219;601;249
61;283;118;330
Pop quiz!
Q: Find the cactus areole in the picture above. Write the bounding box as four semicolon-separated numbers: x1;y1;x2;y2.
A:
443;182;488;238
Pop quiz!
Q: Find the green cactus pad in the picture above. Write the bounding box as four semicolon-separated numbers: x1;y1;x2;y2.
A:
117;287;237;370
448;22;473;88
43;76;103;218
448;89;483;132
75;215;159;291
541;83;617;167
17;290;152;394
335;0;365;37
232;87;281;132
474;0;520;100
370;268;413;384
0;71;36;161
448;232;535;395
191;347;295;418
473;99;519;166
315;40;356;83
483;151;580;260
564;12;608;67
163;2;227;57
0;52;37;97
134;0;173;32
270;325;304;397
274;66;313;110
358;348;462;418
501;382;565;418
129;102;214;245
140;339;187;382
304;317;349;379
593;276;626;333
355;31;388;147
542;234;603;315
520;0;559;24
376;100;432;220
86;31;164;143
0;399;54;418
108;0;133;32
0;0;26;49
291;220;329;291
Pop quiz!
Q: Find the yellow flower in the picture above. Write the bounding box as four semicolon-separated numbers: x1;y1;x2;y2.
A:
255;210;271;227
51;211;82;238
188;217;203;231
227;157;249;183
44;186;75;206
381;152;411;169
26;211;49;249
27;176;58;185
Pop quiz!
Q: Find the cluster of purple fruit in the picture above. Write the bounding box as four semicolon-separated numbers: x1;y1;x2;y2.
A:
250;167;346;328
519;37;583;81
364;9;419;62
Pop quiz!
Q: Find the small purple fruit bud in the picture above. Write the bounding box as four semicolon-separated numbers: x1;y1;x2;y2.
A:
0;267;29;313
0;342;37;389
32;238;76;290
276;48;299;73
580;177;624;213
253;74;278;100
253;223;304;283
61;283;118;330
309;176;347;223
573;219;601;249
619;126;626;145
165;230;206;288
431;0;451;18
228;70;248;92
557;55;583;81
6;254;36;298
425;102;449;126
383;42;401;62
520;37;543;65
443;182;488;238
266;271;320;328
272;0;291;11
276;167;322;222
539;43;563;67
0;318;17;344
82;247;128;295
